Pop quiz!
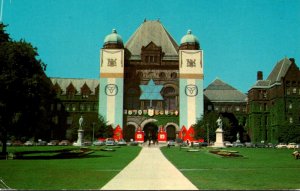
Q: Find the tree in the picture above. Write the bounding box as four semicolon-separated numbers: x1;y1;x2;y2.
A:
194;111;232;143
0;23;54;154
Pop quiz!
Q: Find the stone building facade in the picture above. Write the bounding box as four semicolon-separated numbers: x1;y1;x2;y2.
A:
247;58;300;143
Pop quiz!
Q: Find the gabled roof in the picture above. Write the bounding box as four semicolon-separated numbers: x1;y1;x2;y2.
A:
204;78;247;102
125;20;179;59
50;78;99;95
266;57;292;85
250;57;292;89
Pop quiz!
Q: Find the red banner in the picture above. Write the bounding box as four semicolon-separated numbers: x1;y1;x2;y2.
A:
186;126;195;142
113;125;123;141
135;127;144;143
179;126;187;141
157;126;167;143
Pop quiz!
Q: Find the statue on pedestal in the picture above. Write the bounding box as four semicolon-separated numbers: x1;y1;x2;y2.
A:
216;116;223;130
79;116;84;130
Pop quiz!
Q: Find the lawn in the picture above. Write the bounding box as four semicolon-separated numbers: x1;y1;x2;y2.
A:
0;145;141;190
161;147;300;190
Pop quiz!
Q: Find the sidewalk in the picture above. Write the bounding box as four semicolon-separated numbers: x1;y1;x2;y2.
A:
100;145;198;190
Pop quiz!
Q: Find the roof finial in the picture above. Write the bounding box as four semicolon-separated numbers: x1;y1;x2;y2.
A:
112;29;117;33
187;29;192;34
144;18;146;22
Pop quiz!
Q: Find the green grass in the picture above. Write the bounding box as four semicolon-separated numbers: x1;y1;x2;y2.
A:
161;147;300;190
0;145;141;190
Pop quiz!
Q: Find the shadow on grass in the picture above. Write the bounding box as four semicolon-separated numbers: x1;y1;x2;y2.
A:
7;148;114;160
15;154;111;160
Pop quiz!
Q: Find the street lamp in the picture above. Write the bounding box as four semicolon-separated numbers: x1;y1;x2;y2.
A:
92;122;96;144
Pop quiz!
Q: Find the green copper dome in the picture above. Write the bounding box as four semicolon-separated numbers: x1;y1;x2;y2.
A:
180;30;199;45
104;29;123;45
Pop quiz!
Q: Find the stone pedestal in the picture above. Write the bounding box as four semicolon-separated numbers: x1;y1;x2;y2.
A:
74;129;84;146
213;128;225;148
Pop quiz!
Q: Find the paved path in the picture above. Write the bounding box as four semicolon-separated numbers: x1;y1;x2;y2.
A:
100;145;198;190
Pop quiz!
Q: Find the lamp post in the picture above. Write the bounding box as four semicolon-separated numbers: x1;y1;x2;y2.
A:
92;122;96;144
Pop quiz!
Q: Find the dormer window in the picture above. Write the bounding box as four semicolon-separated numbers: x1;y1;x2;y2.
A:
141;41;163;65
81;83;91;99
66;83;77;99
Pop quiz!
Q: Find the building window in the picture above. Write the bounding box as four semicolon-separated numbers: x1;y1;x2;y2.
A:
67;117;73;125
289;117;293;124
208;105;212;111
171;72;177;79
293;88;297;94
86;104;91;111
289;102;293;109
163;87;177;110
66;104;70;111
80;104;85;111
57;104;61;111
93;104;98;111
236;106;240;111
215;107;219;111
264;103;267;111
287;88;290;95
159;72;166;79
72;104;76;111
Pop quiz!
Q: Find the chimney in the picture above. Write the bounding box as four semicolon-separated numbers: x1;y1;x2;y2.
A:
289;58;295;64
257;71;263;80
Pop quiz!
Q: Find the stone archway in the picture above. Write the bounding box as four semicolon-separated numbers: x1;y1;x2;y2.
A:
166;125;176;140
124;122;138;142
143;122;159;142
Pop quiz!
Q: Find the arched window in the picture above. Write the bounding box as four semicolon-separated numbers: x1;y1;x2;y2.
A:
163;87;177;110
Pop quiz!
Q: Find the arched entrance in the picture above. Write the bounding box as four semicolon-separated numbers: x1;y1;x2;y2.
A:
166;125;176;140
123;125;135;142
143;122;158;142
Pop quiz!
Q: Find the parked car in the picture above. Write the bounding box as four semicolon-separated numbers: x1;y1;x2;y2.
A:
168;140;176;147
287;143;299;149
200;142;208;147
105;138;116;146
47;140;59;146
224;141;233;147
84;141;92;146
276;143;287;148
245;142;255;148
24;141;34;146
93;140;105;146
58;140;71;146
255;142;266;148
36;140;47;146
191;141;199;147
117;139;127;146
233;142;244;147
12;140;23;146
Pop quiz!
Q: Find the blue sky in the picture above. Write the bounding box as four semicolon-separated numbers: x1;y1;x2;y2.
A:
1;0;300;93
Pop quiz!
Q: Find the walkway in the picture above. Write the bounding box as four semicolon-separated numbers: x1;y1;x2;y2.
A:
100;145;198;190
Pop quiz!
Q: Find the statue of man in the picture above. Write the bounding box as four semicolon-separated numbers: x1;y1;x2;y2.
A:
216;116;222;129
79;116;84;129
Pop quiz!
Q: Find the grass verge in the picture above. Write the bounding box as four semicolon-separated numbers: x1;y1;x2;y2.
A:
0;145;141;190
161;146;300;190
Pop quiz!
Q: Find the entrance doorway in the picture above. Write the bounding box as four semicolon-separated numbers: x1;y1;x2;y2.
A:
143;122;158;142
166;125;176;140
123;125;135;142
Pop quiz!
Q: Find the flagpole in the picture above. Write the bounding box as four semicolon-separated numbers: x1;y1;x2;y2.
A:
0;0;4;22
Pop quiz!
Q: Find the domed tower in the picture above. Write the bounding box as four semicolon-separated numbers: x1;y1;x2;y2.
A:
99;29;125;133
179;30;200;50
179;30;204;132
103;29;124;49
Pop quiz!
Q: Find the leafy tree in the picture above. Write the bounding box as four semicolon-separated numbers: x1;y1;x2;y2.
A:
194;111;232;143
278;121;300;143
0;23;54;154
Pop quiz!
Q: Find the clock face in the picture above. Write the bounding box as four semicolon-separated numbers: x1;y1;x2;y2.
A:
185;85;198;97
105;84;118;96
